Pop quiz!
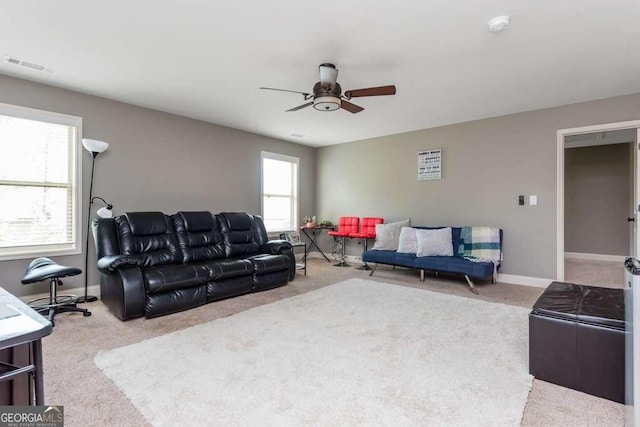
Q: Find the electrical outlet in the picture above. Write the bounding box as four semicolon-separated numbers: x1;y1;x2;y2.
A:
518;195;525;206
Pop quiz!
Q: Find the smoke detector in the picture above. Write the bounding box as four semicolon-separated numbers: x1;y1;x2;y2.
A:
4;56;55;73
488;16;510;33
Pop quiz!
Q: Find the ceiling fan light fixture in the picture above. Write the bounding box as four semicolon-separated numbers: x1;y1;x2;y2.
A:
319;63;338;89
313;96;341;111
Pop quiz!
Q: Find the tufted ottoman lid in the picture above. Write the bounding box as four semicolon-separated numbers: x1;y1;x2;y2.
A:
532;281;625;330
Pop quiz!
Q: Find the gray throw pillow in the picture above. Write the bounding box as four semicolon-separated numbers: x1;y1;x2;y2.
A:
416;228;454;257
396;227;418;254
372;219;411;251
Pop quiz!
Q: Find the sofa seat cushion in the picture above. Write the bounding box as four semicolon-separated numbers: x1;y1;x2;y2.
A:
198;259;253;281
143;264;209;295
247;254;289;274
363;250;416;268
414;256;494;279
145;286;207;318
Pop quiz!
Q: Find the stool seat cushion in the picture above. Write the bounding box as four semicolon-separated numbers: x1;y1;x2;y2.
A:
21;257;82;284
327;231;351;237
349;232;376;238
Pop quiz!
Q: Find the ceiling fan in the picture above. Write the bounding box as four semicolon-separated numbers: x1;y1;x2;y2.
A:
260;63;396;114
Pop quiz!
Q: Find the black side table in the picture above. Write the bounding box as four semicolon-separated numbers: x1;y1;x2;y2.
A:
300;226;334;263
291;242;306;275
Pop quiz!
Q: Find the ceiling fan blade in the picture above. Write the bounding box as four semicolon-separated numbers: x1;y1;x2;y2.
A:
340;100;364;114
344;85;396;98
286;101;314;112
260;87;311;97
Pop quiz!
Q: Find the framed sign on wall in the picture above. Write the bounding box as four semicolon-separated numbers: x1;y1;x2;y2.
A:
418;149;442;181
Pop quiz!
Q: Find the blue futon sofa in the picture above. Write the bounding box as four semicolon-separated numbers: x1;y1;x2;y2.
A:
362;226;503;294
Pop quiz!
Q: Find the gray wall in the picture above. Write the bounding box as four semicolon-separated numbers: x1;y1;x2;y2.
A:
316;92;640;279
0;74;316;297
565;143;632;256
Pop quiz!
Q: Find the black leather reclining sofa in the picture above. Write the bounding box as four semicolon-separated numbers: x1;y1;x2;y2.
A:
92;211;295;320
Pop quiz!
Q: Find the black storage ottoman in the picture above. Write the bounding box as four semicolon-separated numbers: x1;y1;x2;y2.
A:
529;281;625;403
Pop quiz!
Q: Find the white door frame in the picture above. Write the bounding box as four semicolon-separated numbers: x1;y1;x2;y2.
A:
557;119;640;281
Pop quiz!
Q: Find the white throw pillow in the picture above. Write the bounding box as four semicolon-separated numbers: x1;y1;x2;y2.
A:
416;228;454;257
396;227;418;254
372;219;411;251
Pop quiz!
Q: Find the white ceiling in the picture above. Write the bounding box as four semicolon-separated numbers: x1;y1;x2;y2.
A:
1;0;639;147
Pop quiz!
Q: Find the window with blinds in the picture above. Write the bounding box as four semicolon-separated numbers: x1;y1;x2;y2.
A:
0;103;82;260
261;152;299;232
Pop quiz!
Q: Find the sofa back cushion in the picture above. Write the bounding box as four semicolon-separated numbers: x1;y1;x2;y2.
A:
92;217;120;259
172;211;226;263
217;212;265;257
115;212;181;267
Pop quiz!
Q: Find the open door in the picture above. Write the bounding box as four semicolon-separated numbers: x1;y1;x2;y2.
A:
627;128;640;427
634;130;640;259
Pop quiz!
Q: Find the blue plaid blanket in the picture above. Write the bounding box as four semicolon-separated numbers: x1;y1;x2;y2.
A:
458;226;502;260
458;226;502;279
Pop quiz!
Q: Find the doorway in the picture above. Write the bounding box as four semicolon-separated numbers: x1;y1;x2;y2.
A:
557;120;640;285
564;130;635;287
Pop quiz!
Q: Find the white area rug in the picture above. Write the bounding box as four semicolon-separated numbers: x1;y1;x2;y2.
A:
95;279;532;426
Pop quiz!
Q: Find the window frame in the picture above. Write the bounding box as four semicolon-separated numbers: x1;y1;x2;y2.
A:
0;102;83;261
260;151;299;233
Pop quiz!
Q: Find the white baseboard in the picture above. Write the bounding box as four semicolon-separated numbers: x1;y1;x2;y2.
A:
565;252;626;263
305;252;363;263
496;274;553;288
19;284;100;303
306;251;552;288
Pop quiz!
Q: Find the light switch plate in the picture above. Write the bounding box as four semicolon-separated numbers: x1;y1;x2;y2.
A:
529;195;538;205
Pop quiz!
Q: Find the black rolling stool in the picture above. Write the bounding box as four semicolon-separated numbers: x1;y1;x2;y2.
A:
21;257;91;326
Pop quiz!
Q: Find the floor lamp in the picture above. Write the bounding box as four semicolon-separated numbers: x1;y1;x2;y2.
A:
79;138;110;304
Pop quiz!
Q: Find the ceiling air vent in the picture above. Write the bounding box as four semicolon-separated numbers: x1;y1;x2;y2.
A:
4;56;54;73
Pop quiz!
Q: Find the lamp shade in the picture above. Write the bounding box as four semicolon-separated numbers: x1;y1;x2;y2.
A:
319;63;338;89
96;206;113;219
82;138;109;154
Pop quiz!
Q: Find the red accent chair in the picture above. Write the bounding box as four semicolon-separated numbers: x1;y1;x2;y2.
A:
349;218;384;270
327;217;360;267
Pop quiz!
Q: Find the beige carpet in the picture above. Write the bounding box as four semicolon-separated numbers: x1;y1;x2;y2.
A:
565;259;625;289
95;279;532;426
41;259;624;426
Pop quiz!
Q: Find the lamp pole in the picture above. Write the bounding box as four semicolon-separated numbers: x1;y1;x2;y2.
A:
79;138;109;304
78;152;99;304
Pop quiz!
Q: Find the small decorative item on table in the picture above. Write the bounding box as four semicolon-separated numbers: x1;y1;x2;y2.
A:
303;215;317;228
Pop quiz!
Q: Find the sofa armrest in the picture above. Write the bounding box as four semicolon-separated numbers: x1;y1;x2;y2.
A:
260;240;292;255
97;255;141;273
260;240;296;281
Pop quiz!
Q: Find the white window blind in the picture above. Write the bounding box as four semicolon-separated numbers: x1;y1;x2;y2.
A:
0;103;82;260
261;152;299;232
